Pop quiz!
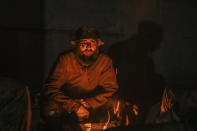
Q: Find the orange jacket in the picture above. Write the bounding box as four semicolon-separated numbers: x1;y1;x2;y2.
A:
43;51;118;113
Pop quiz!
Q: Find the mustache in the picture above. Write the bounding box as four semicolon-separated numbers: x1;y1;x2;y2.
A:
83;49;93;52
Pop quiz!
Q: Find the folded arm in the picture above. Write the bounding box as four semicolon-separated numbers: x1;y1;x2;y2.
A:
42;55;80;113
85;60;119;109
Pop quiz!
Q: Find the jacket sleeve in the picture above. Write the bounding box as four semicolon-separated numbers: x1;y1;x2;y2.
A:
85;59;119;109
42;55;80;113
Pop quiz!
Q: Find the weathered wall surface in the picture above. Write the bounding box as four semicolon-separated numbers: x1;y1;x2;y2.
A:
0;0;196;92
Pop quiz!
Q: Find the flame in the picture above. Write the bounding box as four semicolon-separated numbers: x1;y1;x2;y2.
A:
80;123;91;131
103;111;110;130
113;100;120;118
125;114;129;126
102;100;140;129
103;100;121;130
160;88;175;113
115;67;118;75
132;104;139;116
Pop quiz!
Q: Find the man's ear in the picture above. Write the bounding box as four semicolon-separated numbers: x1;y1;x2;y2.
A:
97;39;104;46
71;40;77;45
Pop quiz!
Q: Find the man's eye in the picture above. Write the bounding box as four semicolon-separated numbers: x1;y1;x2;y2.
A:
80;43;86;47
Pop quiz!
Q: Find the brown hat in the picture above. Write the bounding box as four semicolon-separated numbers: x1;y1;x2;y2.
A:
76;25;100;40
71;25;104;46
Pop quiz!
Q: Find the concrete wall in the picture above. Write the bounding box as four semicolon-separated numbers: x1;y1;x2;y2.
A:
0;0;196;92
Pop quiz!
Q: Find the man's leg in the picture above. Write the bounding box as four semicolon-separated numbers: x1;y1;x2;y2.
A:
41;100;81;131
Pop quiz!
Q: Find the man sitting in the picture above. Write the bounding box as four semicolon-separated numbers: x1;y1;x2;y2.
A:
41;26;119;131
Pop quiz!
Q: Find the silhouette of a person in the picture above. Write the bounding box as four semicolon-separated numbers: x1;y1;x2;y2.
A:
108;20;166;125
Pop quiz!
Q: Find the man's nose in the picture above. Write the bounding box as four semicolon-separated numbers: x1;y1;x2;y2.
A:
85;43;92;48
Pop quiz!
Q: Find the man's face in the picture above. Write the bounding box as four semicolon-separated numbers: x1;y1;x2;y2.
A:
78;38;98;56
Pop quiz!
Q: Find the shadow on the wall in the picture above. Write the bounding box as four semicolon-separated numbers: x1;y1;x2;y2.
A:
108;20;166;125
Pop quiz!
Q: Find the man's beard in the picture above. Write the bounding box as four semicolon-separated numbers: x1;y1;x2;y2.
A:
77;49;99;65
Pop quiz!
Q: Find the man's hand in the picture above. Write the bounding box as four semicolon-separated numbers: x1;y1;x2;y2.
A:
75;105;89;122
80;99;90;109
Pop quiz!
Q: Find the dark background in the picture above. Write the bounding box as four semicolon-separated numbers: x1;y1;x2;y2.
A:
0;0;196;94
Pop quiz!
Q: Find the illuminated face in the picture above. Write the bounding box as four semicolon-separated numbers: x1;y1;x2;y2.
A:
78;38;98;56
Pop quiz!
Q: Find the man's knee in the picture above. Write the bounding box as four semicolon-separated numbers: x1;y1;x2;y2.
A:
41;100;65;120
